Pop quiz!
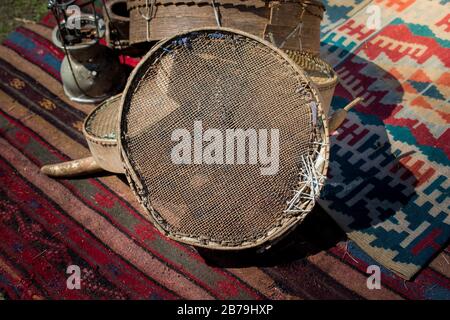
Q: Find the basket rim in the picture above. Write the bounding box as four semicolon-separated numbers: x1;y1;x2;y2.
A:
118;26;330;250
82;94;121;143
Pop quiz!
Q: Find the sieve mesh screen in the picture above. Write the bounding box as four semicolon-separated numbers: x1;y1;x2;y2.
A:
121;29;323;247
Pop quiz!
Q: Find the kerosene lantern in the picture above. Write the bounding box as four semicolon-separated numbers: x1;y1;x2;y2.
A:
48;0;126;103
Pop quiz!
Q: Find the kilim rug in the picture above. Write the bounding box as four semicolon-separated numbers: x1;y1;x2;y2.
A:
318;0;450;280
0;0;449;300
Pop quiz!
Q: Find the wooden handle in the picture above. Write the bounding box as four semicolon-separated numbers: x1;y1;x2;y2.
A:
40;156;103;178
343;97;363;111
328;97;363;133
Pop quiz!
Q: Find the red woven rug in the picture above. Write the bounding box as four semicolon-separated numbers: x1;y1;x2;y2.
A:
0;5;449;300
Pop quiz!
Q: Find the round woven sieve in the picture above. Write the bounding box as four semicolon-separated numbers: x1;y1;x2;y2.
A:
285;50;338;115
119;28;329;249
83;94;124;173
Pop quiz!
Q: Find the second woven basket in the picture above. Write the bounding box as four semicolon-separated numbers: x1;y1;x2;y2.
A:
127;0;325;55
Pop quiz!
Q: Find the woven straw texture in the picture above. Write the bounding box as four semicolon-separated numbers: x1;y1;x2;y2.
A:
84;95;120;140
1;0;450;300
285;50;338;114
120;28;326;249
128;1;269;44
127;0;324;55
264;0;324;55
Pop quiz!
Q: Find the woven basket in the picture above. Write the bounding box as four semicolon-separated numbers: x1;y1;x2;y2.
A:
264;0;325;55
127;0;324;55
83;94;124;174
286;50;338;115
118;27;330;250
104;0;130;49
128;0;269;45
